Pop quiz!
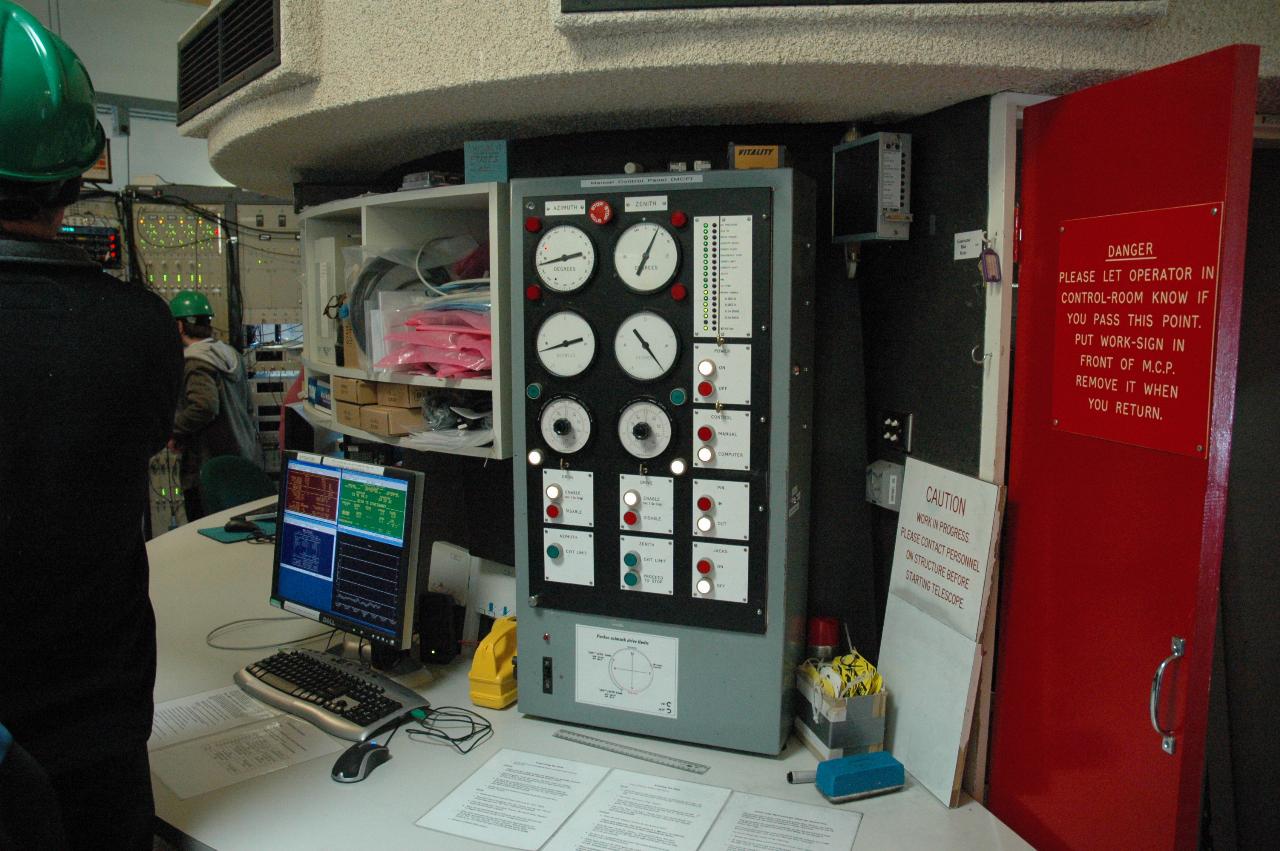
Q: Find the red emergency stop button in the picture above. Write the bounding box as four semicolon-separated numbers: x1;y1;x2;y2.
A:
524;216;542;233
697;496;713;512
623;511;638;526
670;210;688;228
696;559;713;574
589;200;614;225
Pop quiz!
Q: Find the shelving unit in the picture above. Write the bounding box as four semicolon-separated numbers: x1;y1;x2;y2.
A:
300;183;511;458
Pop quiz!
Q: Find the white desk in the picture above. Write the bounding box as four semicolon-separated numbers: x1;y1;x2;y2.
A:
149;504;1029;850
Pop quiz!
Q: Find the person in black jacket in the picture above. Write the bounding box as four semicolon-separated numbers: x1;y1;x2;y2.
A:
0;4;183;848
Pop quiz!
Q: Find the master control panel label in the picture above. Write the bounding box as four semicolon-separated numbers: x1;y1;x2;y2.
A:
574;625;678;719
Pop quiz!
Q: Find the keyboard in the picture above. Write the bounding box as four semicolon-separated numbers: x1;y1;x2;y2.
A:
234;648;428;741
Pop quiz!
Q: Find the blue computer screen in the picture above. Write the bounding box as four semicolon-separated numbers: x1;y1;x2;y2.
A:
271;457;415;646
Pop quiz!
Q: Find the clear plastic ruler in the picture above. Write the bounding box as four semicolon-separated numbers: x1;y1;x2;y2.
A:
552;729;710;775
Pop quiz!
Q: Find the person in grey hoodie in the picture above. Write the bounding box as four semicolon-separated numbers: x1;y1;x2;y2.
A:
168;290;264;519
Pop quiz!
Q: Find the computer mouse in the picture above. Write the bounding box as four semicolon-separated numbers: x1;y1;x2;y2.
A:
330;740;392;783
223;518;260;534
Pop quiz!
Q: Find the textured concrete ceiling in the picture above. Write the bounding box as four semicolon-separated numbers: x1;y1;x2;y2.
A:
181;0;1280;197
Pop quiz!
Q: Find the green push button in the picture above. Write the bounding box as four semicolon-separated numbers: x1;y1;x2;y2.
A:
623;571;639;587
526;383;543;400
669;387;687;406
623;552;639;568
546;544;562;559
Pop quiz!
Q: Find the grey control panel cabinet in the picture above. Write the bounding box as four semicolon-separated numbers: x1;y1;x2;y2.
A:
511;169;815;754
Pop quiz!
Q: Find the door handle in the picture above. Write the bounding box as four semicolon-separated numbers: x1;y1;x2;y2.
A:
1149;636;1185;755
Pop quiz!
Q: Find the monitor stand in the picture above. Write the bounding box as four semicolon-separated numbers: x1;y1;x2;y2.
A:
325;633;431;681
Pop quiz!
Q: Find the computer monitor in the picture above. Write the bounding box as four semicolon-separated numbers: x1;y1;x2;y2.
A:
270;451;424;650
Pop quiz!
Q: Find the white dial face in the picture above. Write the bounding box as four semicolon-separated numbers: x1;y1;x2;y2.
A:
617;399;673;460
535;225;596;292
535;311;596;378
539;396;592;455
613;222;679;292
614;311;679;381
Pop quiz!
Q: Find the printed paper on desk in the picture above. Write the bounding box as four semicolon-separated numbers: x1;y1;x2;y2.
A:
149;686;281;751
701;792;862;851
887;458;1004;642
545;769;730;851
415;749;609;850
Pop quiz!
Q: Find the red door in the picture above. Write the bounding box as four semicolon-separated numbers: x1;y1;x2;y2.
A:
988;46;1258;850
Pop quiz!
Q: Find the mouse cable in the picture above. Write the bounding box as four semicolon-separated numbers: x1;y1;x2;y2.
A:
204;617;335;651
405;705;493;755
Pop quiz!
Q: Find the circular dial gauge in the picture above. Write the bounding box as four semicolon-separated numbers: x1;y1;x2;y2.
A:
535;311;596;378
539;396;593;455
617;399;674;460
535;225;596;292
613;222;680;292
614;311;679;381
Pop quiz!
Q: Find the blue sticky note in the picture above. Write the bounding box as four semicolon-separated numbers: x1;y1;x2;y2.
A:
465;140;509;183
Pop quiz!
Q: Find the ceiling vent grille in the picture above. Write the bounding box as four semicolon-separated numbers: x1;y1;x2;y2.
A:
178;0;280;125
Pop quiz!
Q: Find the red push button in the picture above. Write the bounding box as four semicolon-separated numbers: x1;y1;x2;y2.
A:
546;504;560;518
623;511;638;526
524;216;542;233
696;559;713;574
697;380;714;397
697;425;713;441
697;496;713;512
525;285;542;301
670;283;687;301
589;200;614;225
670;210;688;228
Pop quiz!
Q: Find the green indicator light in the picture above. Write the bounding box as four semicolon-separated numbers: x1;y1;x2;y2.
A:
623;552;639;568
623;571;639;587
176;274;182;283
546;545;561;559
669;388;687;406
526;383;542;400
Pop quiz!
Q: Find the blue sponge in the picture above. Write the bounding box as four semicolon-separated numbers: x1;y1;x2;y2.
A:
815;752;905;803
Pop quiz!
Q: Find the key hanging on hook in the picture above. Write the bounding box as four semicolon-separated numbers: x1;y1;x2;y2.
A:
978;233;1002;284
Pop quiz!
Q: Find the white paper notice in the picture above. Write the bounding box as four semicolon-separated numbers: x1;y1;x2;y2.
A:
888;458;1003;642
701;792;862;851
575;624;679;718
149;686;280;751
415;749;610;850
546;769;730;851
149;716;342;800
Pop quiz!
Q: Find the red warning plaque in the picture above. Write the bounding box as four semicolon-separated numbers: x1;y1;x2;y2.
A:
1051;203;1224;458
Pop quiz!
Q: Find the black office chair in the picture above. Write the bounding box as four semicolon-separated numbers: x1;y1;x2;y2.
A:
199;455;276;515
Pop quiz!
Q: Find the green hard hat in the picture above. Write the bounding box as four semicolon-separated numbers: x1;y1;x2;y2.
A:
0;1;106;182
170;290;214;319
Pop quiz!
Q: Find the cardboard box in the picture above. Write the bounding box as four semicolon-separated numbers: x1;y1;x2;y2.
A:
359;404;423;437
340;320;363;370
306;376;331;410
334;400;366;428
331;376;377;405
376;382;428;408
728;143;787;170
794;671;887;760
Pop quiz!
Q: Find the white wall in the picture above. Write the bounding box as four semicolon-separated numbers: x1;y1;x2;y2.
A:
16;0;231;188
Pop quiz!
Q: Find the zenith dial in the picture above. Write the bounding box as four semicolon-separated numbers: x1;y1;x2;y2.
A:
539;396;593;455
613;221;680;293
535;311;596;378
617;399;674;460
614;310;679;381
535;225;596;293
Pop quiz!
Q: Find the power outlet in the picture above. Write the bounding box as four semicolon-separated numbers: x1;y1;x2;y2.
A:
880;410;913;453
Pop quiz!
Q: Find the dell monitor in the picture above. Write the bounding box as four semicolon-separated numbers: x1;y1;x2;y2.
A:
270;452;424;650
